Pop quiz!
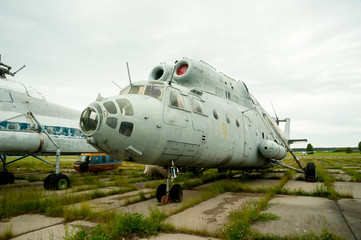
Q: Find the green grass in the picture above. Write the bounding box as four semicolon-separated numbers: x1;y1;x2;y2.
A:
0;225;14;240
64;208;170;240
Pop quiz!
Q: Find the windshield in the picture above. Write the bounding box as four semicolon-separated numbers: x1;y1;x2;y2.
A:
119;85;164;100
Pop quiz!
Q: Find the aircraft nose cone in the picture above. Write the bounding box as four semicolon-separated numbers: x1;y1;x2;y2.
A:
80;106;100;136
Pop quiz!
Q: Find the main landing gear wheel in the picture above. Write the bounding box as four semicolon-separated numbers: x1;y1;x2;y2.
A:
305;162;317;182
170;184;183;203
0;171;15;185
44;173;70;190
156;184;166;202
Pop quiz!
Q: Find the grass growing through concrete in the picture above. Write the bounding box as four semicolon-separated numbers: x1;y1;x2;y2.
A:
64;208;171;240
0;225;14;240
0;185;136;219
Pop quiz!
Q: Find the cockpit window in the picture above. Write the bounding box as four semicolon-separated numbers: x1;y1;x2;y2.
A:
170;91;185;109
191;98;203;114
119;121;133;137
128;86;144;95
119;86;130;95
104;101;117;114
144;85;164;100
116;99;134;116
80;108;98;134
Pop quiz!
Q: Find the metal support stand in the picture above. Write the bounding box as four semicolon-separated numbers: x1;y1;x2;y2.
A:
264;114;305;171
161;167;171;205
55;149;61;174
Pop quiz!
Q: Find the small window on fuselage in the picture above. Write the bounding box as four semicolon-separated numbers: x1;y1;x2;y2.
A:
170;91;185;109
191;99;203;114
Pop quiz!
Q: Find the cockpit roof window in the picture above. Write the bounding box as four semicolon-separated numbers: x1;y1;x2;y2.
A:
128;85;144;95
144;85;164;100
119;86;130;95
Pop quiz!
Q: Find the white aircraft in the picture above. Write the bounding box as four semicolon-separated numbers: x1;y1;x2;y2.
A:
79;58;314;203
0;56;97;189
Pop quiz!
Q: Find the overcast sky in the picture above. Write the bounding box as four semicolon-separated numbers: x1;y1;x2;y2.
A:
1;0;360;148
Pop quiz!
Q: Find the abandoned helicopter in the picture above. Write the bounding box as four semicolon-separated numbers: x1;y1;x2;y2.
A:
80;58;314;203
0;56;97;189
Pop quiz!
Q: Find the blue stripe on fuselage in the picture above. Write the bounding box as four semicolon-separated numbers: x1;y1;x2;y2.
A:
0;121;84;139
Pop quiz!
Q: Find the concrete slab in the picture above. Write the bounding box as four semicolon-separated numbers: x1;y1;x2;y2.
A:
334;182;361;198
119;190;203;217
66;188;154;211
140;233;219;240
251;195;355;240
11;220;97;240
242;179;280;190
260;172;283;179
165;192;262;234
333;174;352;181
337;199;361;240
0;214;63;236
283;180;325;193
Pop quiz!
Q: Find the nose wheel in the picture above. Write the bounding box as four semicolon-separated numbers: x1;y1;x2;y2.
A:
156;166;183;205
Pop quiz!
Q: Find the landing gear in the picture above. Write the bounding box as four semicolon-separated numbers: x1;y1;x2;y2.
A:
0;154;15;185
305;162;317;182
169;184;183;203
0;171;15;185
44;173;70;190
156;165;183;205
156;184;166;202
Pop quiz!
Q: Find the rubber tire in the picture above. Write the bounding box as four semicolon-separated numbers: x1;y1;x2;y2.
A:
156;184;166;202
44;173;70;190
170;184;183;203
44;173;57;190
56;174;70;190
305;162;317;182
0;172;15;185
7;172;15;184
79;163;89;173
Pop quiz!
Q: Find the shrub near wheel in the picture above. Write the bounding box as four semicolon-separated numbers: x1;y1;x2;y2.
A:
305;162;317;182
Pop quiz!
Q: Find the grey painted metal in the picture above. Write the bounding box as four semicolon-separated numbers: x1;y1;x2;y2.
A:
0;56;98;187
80;58;306;174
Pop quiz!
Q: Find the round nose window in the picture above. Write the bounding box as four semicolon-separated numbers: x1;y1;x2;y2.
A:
80;107;99;135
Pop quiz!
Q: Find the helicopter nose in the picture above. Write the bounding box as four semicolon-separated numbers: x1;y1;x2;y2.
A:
80;98;135;138
80;106;101;136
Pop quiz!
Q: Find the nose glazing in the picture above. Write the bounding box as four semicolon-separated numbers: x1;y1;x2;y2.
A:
80;107;99;135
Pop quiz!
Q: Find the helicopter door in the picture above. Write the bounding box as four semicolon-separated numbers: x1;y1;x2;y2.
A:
189;96;207;131
163;88;191;127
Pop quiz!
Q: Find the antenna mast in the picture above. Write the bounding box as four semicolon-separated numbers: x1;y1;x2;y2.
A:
126;62;132;86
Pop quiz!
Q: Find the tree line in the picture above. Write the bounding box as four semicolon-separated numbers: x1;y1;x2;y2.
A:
293;142;361;153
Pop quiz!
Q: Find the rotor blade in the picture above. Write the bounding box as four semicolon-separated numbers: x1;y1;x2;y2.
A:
270;101;279;125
